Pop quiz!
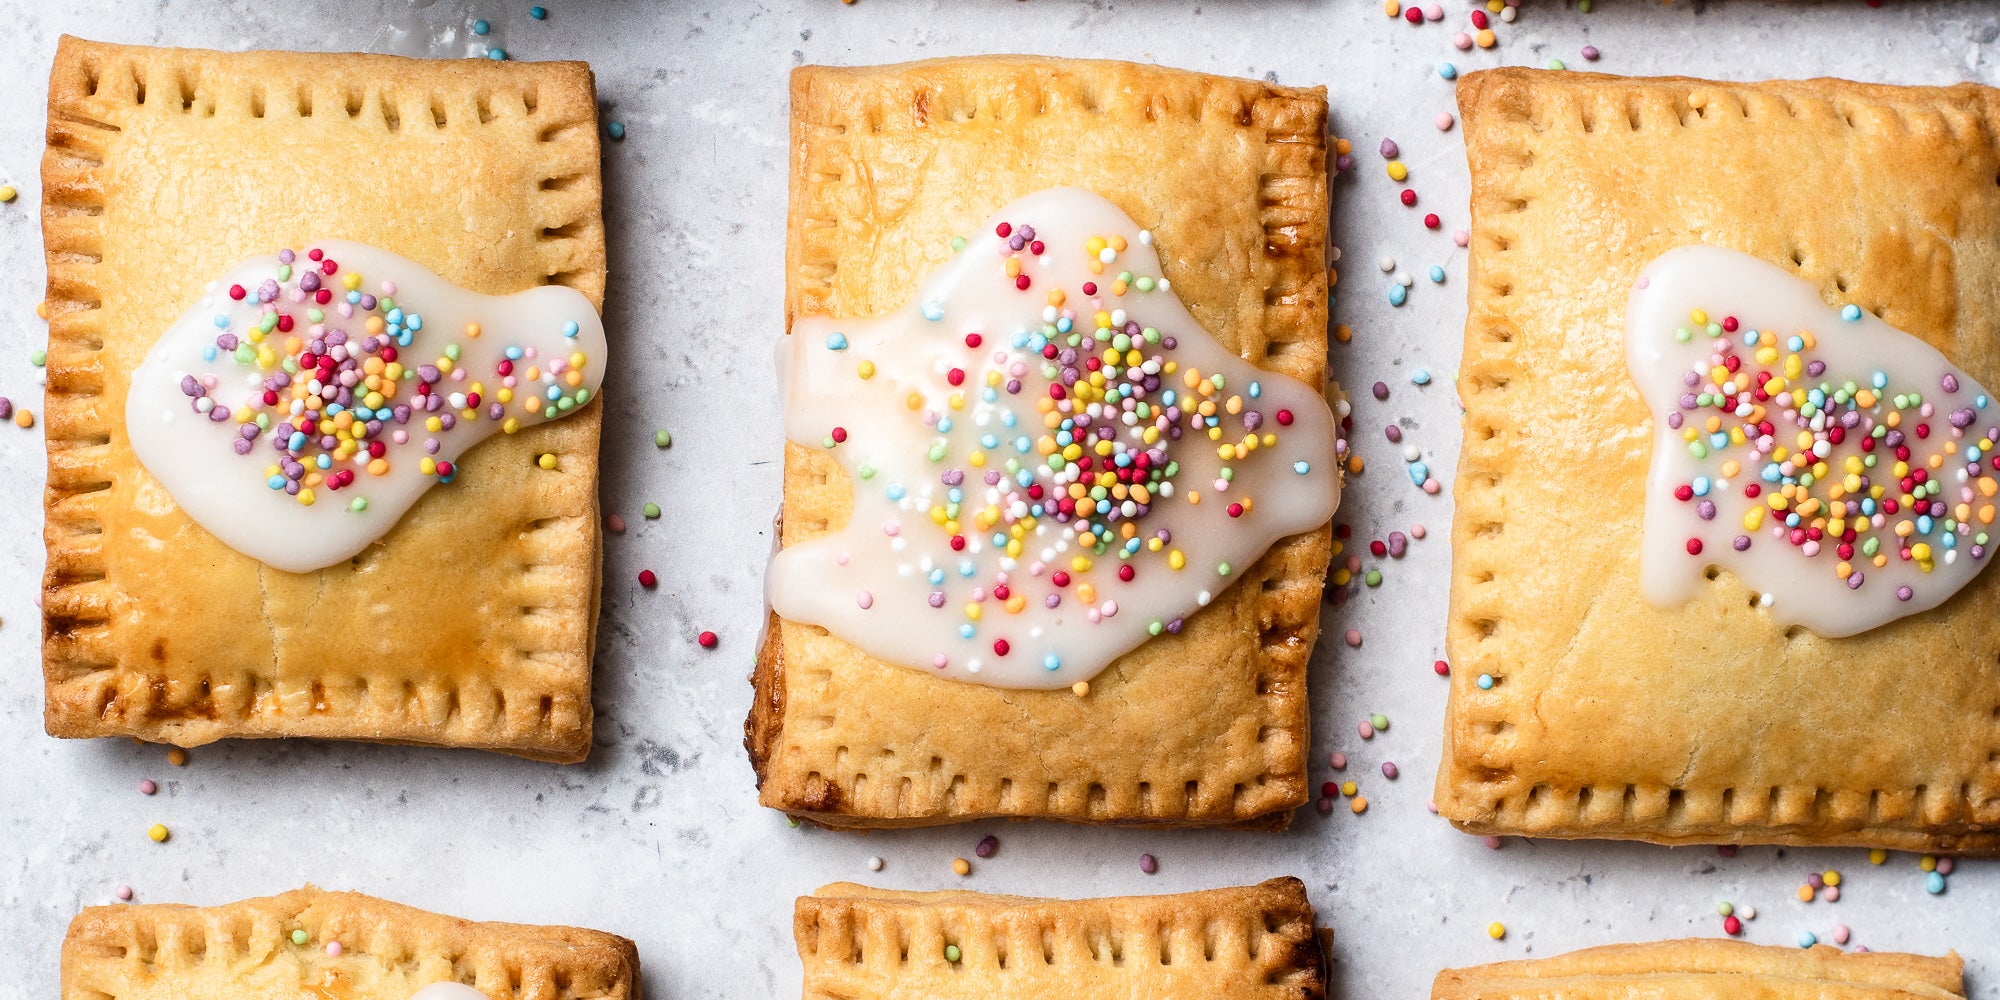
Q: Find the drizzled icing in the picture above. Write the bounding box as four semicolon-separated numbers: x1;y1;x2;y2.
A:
1628;245;1998;636
770;188;1343;688
126;241;606;573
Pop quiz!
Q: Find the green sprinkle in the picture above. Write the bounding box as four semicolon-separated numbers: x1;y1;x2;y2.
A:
823;435;839;448
1364;569;1382;587
944;945;962;963
950;236;967;252
445;343;462;362
1216;562;1232;576
1135;276;1156;292
1147;620;1163;636
858;465;876;480
29;348;47;366
1718;901;1734;916
348;498;368;513
654;429;672;448
642;502;661;519
787;816;800;828
1547;59;1566;70
276;264;292;281
290;929;309;946
1369;713;1389;731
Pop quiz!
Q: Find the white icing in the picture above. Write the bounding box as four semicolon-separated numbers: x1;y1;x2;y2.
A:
126;240;606;573
1628;245;1999;636
769;188;1343;688
408;985;489;1000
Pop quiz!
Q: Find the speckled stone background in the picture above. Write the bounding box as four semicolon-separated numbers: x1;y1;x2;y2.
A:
3;1;1999;997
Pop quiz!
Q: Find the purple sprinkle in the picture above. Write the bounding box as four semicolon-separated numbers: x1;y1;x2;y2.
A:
1161;337;1177;350
975;835;999;858
1378;138;1399;159
1682;371;1699;388
1973;545;1988;559
1381;762;1400;780
1897;585;1913;601
1385;425;1403;443
284;480;301;496
208;407;231;423
1697;500;1716;521
424;439;442;455
1950;407;1976;429
984;470;1002;486
0;398;14;420
1806;360;1826;378
1942;373;1960;393
929;592;947;608
278;248;295;264
300;271;321;293
1138;853;1159;875
1387;531;1408;557
1008;234;1026;251
439;411;457;430
1581;45;1600;61
359;293;377;310
941;470;965;486
1165;618;1184;634
1372;381;1389;401
1335;154;1354;172
1044;594;1060;608
1679;393;1699;410
215;333;238;351
179;375;202;397
1733;535;1752;551
231;438;254;455
392;404;412;424
1667;413;1683;430
1242;411;1262;431
1847;572;1865;590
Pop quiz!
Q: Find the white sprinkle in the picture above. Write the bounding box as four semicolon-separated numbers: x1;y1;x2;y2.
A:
867;856;884;871
1378;255;1397;272
1402;444;1422;462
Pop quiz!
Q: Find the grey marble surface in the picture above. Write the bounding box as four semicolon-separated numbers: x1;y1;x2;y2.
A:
3;1;1998;997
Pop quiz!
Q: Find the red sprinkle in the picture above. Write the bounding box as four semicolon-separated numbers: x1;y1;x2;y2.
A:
1276;409;1294;426
995;222;1012;238
830;426;848;443
1404;6;1422;22
1227;503;1245;518
1423;213;1440;230
1434;659;1450;676
964;333;982;348
1014;275;1031;291
1471;9;1489;27
993;639;1010;656
228;284;246;300
1082;281;1097;296
1723;915;1742;936
1400;190;1417;207
1118;565;1135;582
1686;538;1704;555
638;570;657;588
697;631;718;649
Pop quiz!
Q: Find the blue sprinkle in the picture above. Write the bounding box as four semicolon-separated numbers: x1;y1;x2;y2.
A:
1692;476;1710;497
201;346;217;362
1439;62;1458;80
1388;284;1408;307
959;624;976;639
530;5;548;18
1408;461;1429;486
1428;265;1445;284
563;320;581;338
1927;871;1947;894
505;346;524;361
1798;932;1817;948
1411;369;1432;386
1248;381;1261;398
1477;674;1494;690
607;121;625;141
921;302;944;321
1293;461;1311;475
487;47;507;60
1841;304;1863;322
472;19;490;34
316;454;332;470
825;333;848;351
1043;654;1061;671
928;569;944;585
212;314;230;328
267;474;286;490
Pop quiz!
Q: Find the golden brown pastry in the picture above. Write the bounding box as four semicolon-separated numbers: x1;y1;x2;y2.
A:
61;887;640;999
40;37;607;762
1439;67;2000;850
749;55;1334;830
796;877;1326;1000
1433;939;1963;999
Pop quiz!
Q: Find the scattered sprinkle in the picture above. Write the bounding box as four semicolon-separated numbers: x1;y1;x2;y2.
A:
146;823;169;843
167;748;188;767
29;348;47;366
952;857;971;876
607;121;626;141
975;835;999;858
944;944;962;963
1350;795;1369;814
1487;922;1505;940
116;885;133;901
291;929;310;946
1582;45;1601;61
472;18;490;34
1435;112;1455;132
0;185;15;203
638;569;657;588
530;5;548;18
642;501;661;519
1381;761;1399;780
326;942;344;957
1139;853;1159;874
1329;752;1347;770
1434;659;1450;676
654;429;672;448
1797;931;1817;948
138;779;156;795
867;856;884;871
697;630;718;648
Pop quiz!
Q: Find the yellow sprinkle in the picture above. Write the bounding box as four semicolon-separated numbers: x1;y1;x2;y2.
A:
537;453;557;470
1823;870;1840;887
0;184;16;203
36;300;48;320
146;823;169;843
1487;922;1505;940
296;488;315;507
1340;781;1357;797
1386;161;1408;182
1920;855;1938;872
1869;849;1888;866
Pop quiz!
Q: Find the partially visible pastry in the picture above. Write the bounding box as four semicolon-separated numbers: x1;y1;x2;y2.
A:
1434;939;1963;999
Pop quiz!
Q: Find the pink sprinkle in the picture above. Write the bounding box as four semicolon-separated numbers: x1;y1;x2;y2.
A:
1452;230;1470;248
1428;798;1440;814
1831;924;1850;945
115;885;133;901
326;941;344;957
1937;857;1956;875
1330;752;1348;770
1139;853;1158;874
1581;45;1600;61
1452;31;1473;49
1411;523;1427;539
1358;720;1376;739
1422;478;1441;494
1435;112;1455;132
856;591;873;610
1424;3;1443;19
138;779;157;795
1824;885;1841;902
605;513;625;534
1635;276;1651;290
1484;836;1504;850
1344;628;1362;648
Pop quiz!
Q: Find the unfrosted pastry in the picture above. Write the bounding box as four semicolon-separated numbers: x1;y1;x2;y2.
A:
61;887;640;999
796;878;1326;999
748;56;1340;829
1433;939;1963;999
1439;67;2000;849
40;37;607;762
